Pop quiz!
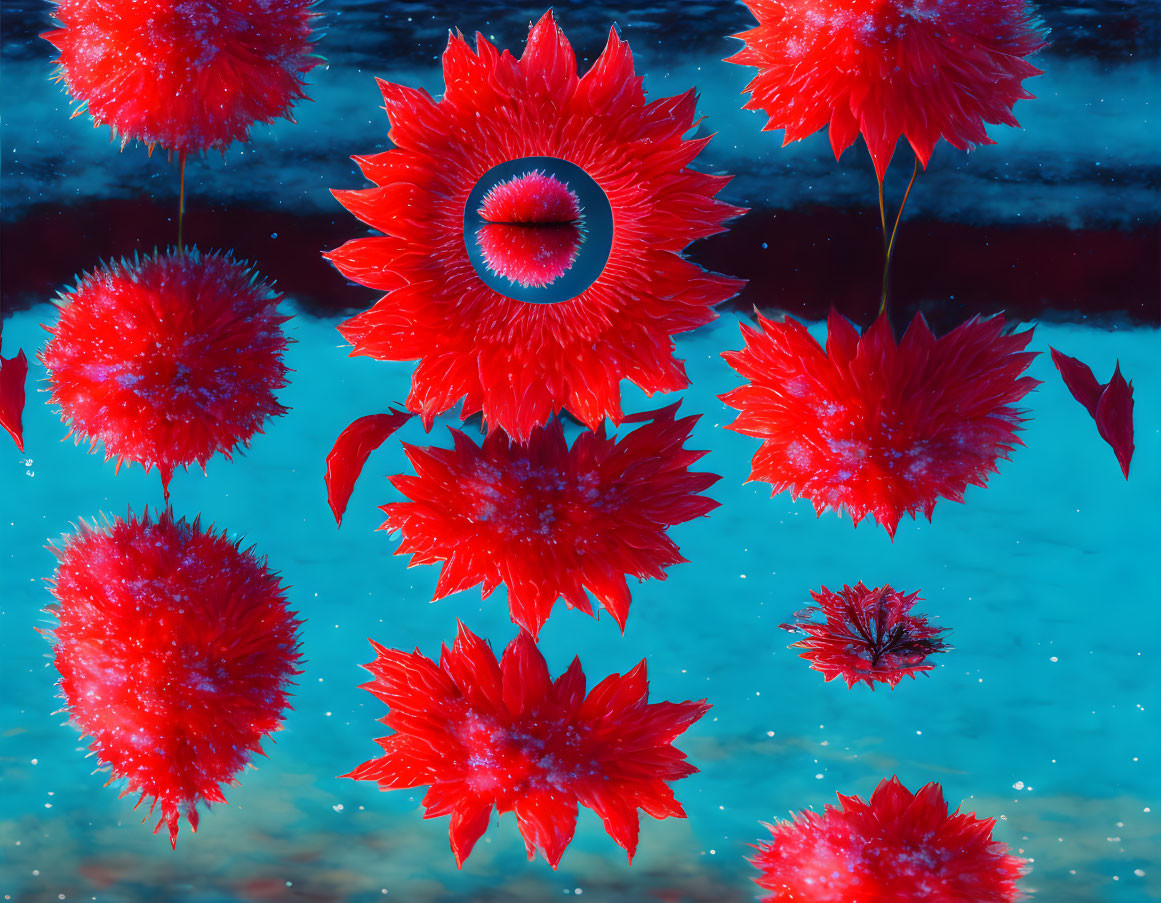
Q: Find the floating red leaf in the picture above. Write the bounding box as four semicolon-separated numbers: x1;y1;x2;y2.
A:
0;348;28;452
325;410;413;526
1050;347;1135;479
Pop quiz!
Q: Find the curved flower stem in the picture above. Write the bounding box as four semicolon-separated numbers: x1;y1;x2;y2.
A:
878;157;920;317
177;150;187;254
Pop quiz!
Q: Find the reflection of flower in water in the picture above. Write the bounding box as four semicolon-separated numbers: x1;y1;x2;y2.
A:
41;249;289;498
476;222;584;288
381;404;719;639
326;11;744;441
729;0;1047;180
721;310;1038;538
43;0;319;153
49;509;301;847
346;623;709;868
781;583;948;689
752;777;1027;902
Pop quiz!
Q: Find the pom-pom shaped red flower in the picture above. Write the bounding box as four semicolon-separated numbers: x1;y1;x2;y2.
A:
781;583;948;689
48;509;301;846
346;623;709;867
326;11;744;441
729;0;1047;180
41;248;289;496
752;777;1026;902
381;405;719;639
721;310;1038;537
43;0;319;153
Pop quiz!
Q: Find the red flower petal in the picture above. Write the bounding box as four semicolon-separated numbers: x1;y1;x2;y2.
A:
324;410;413;526
721;310;1039;537
48;509;301;846
43;0;319;153
729;0;1047;180
1051;347;1135;479
380;404;720;638
325;11;744;440
752;777;1027;902
346;623;709;868
0;348;28;452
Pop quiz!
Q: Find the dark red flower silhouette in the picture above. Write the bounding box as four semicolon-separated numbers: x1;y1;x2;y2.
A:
721;310;1039;537
346;623;709;868
326;11;744;441
48;509;301;846
381;404;719;638
781;583;948;689
325;409;413;526
1050;348;1135;479
43;0;319;153
0;347;27;452
752;777;1027;902
729;0;1047;180
41;249;289;498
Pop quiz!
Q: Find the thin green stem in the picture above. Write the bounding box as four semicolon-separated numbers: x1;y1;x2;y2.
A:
878;156;919;317
177;150;187;253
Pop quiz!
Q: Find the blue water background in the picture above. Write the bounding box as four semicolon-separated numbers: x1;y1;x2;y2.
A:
2;1;1160;900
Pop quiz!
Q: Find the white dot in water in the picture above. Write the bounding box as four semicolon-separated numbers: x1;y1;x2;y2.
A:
333;804;344;812
1135;869;1146;877
1050;656;1058;663
1013;781;1025;790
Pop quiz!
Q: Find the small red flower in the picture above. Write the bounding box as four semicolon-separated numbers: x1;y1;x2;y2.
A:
721;310;1039;537
43;0;319;153
48;509;301;846
476;222;583;289
1050;348;1135;479
326;11;744;441
729;0;1047;180
0;347;27;452
346;623;710;868
381;405;719;638
478;170;581;224
41;249;290;497
752;777;1027;902
781;583;948;689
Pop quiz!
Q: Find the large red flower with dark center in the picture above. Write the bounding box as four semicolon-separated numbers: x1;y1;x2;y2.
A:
326;11;744;441
381;405;719;639
728;0;1047;180
48;509;301;846
721;310;1039;537
346;624;709;868
752;777;1027;902
43;0;319;153
41;249;290;497
781;583;949;689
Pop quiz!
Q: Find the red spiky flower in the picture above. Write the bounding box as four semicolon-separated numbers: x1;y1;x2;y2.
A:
781;583;948;689
43;0;319;153
48;509;301;846
41;248;290;498
752;777;1027;902
381;405;719;639
729;0;1047;180
720;310;1039;537
326;11;744;441
346;623;709;868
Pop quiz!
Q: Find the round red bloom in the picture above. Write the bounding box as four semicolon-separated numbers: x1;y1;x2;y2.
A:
43;0;319;153
326;10;744;441
478;171;581;224
781;583;948;689
729;0;1047;180
41;248;290;495
752;777;1027;902
476;222;583;289
48;509;301;846
346;623;709;868
381;405;719;639
720;310;1039;537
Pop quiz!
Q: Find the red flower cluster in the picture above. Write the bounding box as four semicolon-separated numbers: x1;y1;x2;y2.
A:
44;0;319;153
729;0;1047;179
752;777;1026;902
41;249;289;495
49;509;301;846
347;624;709;867
781;583;949;689
382;405;719;638
721;310;1039;537
327;11;743;440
